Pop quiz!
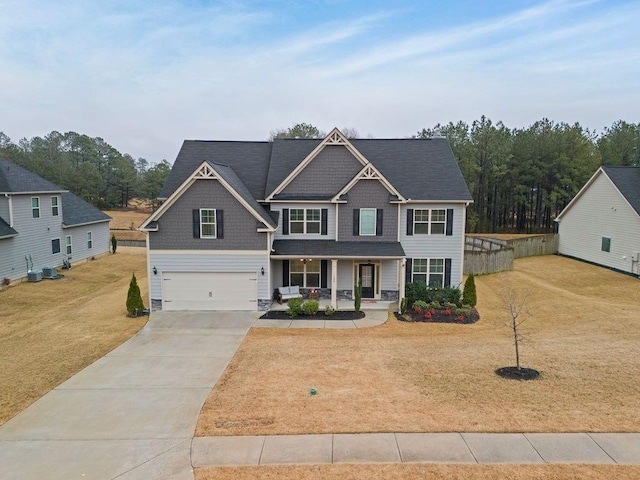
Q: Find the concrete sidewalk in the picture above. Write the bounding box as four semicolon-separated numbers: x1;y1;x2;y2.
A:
192;432;640;466
0;311;257;480
254;309;388;329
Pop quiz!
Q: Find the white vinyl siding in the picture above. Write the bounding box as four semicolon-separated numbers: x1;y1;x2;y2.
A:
558;172;640;274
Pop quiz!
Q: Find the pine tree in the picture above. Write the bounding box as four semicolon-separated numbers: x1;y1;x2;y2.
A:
462;274;477;307
126;273;144;315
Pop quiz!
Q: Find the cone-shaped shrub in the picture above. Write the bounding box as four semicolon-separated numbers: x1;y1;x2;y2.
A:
126;273;145;315
462;273;477;307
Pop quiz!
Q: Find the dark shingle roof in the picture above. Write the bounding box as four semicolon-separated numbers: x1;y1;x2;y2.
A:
207;162;276;228
264;139;320;197
160;141;273;199
0;157;65;193
272;239;406;257
603;166;640;217
61;192;111;227
0;216;18;238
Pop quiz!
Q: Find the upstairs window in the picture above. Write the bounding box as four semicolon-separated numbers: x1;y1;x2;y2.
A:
289;208;321;234
359;208;377;236
414;209;445;234
51;196;59;216
200;209;217;238
32;197;40;218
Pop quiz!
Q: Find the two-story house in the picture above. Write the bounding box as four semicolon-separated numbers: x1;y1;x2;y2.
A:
0;158;111;282
140;128;473;311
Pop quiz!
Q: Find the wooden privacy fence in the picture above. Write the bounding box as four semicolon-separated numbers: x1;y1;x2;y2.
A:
463;234;559;274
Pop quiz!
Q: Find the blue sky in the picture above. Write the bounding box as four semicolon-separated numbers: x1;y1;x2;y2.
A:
1;0;638;163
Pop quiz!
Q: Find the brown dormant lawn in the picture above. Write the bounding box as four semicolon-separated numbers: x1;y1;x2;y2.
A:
104;208;150;242
0;247;148;425
196;255;640;437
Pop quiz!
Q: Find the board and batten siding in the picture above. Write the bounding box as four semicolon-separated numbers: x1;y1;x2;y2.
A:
280;145;363;196
558;173;640;275
1;194;66;280
149;179;266;250
148;251;270;305
399;203;466;287
272;203;336;240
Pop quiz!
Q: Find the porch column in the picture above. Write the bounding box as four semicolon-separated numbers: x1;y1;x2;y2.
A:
399;258;406;308
331;259;338;309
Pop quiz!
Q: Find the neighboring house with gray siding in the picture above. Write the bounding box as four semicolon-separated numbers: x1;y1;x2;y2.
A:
556;166;640;276
140;128;473;311
0;158;111;282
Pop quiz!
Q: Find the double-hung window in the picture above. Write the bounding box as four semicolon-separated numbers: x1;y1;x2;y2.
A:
32;197;40;218
359;208;377;236
290;259;320;287
200;209;217;238
289;208;321;234
87;231;93;249
65;235;72;255
412;258;444;287
51;196;59;216
414;209;445;234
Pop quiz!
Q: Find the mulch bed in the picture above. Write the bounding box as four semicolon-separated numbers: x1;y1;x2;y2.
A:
260;310;366;321
394;308;480;324
495;366;541;380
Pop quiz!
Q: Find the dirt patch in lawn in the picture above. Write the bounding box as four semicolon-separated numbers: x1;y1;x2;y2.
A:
196;255;640;436
196;464;640;480
0;247;148;425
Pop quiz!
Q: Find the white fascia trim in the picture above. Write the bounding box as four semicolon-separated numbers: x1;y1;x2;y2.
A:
266;128;369;201
331;163;406;202
140;161;276;232
62;219;110;228
405;200;473;204
150;249;270;255
555;167;603;222
271;255;405;260
267;199;332;203
1;190;67;195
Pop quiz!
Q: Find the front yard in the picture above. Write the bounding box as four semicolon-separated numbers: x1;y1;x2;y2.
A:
0;247;148;425
196;255;640;437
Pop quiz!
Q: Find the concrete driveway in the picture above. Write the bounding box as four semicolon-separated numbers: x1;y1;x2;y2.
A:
0;311;257;480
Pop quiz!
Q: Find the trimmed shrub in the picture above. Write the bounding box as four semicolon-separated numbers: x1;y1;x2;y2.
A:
354;281;362;313
111;234;117;254
413;300;429;314
126;273;144;315
324;305;335;316
287;297;304;317
303;300;319;316
463;274;477;307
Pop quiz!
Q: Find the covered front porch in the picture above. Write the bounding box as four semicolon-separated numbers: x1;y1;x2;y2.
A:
270;239;407;310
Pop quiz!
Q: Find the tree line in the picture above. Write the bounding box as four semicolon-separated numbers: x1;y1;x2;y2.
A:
0;131;170;210
2;119;638;232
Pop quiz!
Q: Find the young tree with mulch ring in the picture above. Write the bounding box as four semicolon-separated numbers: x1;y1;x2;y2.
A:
463;273;477;307
111;234;118;254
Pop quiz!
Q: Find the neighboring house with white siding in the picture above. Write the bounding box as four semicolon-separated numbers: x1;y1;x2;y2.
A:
140;128;473;311
556;166;640;276
0;158;111;282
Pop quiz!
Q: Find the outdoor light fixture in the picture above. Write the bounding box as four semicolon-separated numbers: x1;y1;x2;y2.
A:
261;267;265;276
153;266;157;275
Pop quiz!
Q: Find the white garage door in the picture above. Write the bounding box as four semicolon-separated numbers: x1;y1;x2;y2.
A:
162;272;257;311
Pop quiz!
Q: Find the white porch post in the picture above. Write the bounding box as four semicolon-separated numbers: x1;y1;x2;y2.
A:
399;258;406;307
331;259;338;309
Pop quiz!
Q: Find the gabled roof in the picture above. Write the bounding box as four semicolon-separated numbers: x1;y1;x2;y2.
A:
332;163;405;203
160;141;272;200
61;192;111;227
0;157;66;194
142;160;277;231
0;216;18;239
556;166;640;222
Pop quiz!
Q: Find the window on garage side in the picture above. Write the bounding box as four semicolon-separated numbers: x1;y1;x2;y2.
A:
52;238;61;255
200;209;217;238
65;235;72;255
87;231;93;249
601;237;611;252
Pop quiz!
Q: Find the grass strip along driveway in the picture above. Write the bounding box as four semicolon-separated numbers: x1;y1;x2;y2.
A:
0;247;148;425
196;255;640;437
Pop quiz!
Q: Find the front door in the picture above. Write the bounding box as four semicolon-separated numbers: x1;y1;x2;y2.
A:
359;264;375;298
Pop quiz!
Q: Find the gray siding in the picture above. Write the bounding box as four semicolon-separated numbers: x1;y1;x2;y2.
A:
281;146;363;196
272;203;336;240
0;194;111;281
400;204;466;287
558;173;640;274
148;252;270;304
337;261;354;290
150;179;266;250
381;259;399;290
337;180;398;242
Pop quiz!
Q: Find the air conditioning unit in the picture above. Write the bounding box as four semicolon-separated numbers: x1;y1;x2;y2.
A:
42;266;57;279
27;270;42;282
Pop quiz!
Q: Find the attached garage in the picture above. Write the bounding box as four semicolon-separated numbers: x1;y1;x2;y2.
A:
162;271;257;311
